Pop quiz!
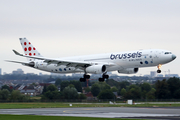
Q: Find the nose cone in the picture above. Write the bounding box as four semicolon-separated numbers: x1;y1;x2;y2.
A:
172;54;176;60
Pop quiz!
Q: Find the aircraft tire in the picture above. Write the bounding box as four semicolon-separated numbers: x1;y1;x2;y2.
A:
80;78;86;82
99;78;104;82
84;74;90;79
157;70;161;73
103;74;109;79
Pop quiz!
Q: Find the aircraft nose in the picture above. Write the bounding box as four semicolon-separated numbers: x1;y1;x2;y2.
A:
172;54;176;60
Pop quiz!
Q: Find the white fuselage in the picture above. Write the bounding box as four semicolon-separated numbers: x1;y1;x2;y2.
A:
33;49;175;74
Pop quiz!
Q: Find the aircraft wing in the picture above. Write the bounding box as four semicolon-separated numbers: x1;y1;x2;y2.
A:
12;50;115;68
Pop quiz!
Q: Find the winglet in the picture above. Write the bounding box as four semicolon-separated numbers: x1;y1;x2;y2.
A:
12;49;23;56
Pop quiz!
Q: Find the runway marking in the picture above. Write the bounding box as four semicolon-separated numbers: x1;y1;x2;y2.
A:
63;108;93;113
63;110;72;113
83;109;93;110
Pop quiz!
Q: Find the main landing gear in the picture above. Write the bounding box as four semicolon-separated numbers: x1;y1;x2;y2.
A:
79;74;90;82
157;64;162;73
79;74;109;82
98;74;109;82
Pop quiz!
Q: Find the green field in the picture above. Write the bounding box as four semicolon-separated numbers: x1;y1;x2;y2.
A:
0;114;144;120
0;102;180;109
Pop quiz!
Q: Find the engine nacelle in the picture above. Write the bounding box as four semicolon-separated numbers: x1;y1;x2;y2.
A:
86;65;106;74
118;68;139;74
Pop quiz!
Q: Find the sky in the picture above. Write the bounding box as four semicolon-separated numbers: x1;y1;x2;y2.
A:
0;0;180;76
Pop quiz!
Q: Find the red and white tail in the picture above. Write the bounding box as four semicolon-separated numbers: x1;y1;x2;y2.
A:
19;38;42;61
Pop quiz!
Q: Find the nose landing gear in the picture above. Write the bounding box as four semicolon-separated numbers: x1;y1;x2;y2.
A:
157;64;162;73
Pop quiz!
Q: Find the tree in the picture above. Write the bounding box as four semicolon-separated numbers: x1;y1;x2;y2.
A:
91;83;100;97
98;89;115;99
42;85;47;95
42;84;62;100
124;85;141;99
1;85;11;92
69;81;82;92
140;83;151;99
146;88;156;99
173;89;180;99
140;83;151;92
55;78;61;87
68;84;75;88
44;91;62;100
111;86;118;92
63;86;78;99
98;82;111;91
167;77;180;98
10;90;21;100
0;89;10;100
155;79;170;99
60;80;82;92
9;90;29;101
84;87;91;93
60;81;69;91
47;84;58;92
106;79;119;87
79;93;87;99
120;88;126;96
118;81;130;89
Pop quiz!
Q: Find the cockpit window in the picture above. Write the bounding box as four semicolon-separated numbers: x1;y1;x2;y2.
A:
165;52;172;54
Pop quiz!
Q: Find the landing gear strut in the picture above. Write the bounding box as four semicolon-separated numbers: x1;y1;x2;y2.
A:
79;74;90;82
157;64;162;73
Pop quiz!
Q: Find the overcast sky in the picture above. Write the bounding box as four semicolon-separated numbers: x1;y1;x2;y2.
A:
0;0;179;76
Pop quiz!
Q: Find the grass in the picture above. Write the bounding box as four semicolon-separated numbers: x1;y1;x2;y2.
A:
0;102;180;109
0;114;145;120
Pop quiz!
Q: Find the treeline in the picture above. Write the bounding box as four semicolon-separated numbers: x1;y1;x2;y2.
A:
0;77;180;102
104;77;180;99
42;77;180;100
42;80;86;100
0;85;29;101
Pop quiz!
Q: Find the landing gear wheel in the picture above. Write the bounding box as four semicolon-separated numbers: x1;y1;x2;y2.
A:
103;74;109;79
84;74;90;79
99;78;105;82
157;70;161;73
79;78;86;82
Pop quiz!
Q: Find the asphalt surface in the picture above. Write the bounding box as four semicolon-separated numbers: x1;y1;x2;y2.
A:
0;107;180;119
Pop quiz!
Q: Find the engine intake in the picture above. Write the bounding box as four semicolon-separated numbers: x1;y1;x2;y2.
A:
86;65;106;74
118;68;139;74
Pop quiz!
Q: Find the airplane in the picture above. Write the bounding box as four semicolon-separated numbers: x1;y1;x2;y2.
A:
6;38;176;82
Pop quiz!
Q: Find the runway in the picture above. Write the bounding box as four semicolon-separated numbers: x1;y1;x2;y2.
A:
0;107;180;119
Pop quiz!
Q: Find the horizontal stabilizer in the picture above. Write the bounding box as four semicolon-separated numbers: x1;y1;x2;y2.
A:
13;49;23;56
5;60;29;64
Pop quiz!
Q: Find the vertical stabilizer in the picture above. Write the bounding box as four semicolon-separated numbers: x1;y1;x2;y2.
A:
19;38;42;61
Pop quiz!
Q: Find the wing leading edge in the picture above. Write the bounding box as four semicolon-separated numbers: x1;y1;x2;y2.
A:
12;50;115;69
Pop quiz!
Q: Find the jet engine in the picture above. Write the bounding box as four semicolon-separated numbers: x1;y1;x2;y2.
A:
118;68;139;74
86;65;106;74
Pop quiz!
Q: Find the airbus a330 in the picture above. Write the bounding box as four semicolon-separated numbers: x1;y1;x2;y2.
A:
7;38;176;82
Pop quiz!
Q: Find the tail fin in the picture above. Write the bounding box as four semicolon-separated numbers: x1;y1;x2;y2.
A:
19;38;42;61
